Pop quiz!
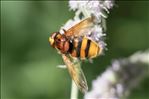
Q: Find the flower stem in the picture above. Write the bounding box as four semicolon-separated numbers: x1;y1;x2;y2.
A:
70;80;78;99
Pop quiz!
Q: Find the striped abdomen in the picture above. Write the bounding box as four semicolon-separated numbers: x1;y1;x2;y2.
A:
69;37;101;59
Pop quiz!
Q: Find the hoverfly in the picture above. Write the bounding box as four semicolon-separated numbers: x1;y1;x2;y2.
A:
49;16;102;93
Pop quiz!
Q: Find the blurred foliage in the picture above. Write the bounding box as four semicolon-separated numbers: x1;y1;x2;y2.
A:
1;1;149;99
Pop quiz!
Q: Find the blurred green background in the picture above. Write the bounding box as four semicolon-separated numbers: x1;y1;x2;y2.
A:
1;1;149;99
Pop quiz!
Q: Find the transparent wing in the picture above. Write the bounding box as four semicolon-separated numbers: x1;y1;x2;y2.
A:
64;16;94;38
62;54;88;93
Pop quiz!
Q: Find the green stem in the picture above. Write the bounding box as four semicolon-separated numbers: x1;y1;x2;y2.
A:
70;80;78;99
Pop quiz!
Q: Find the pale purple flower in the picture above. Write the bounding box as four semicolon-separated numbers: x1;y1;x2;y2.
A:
69;0;114;19
69;1;88;11
84;50;149;99
103;0;114;9
68;1;78;11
